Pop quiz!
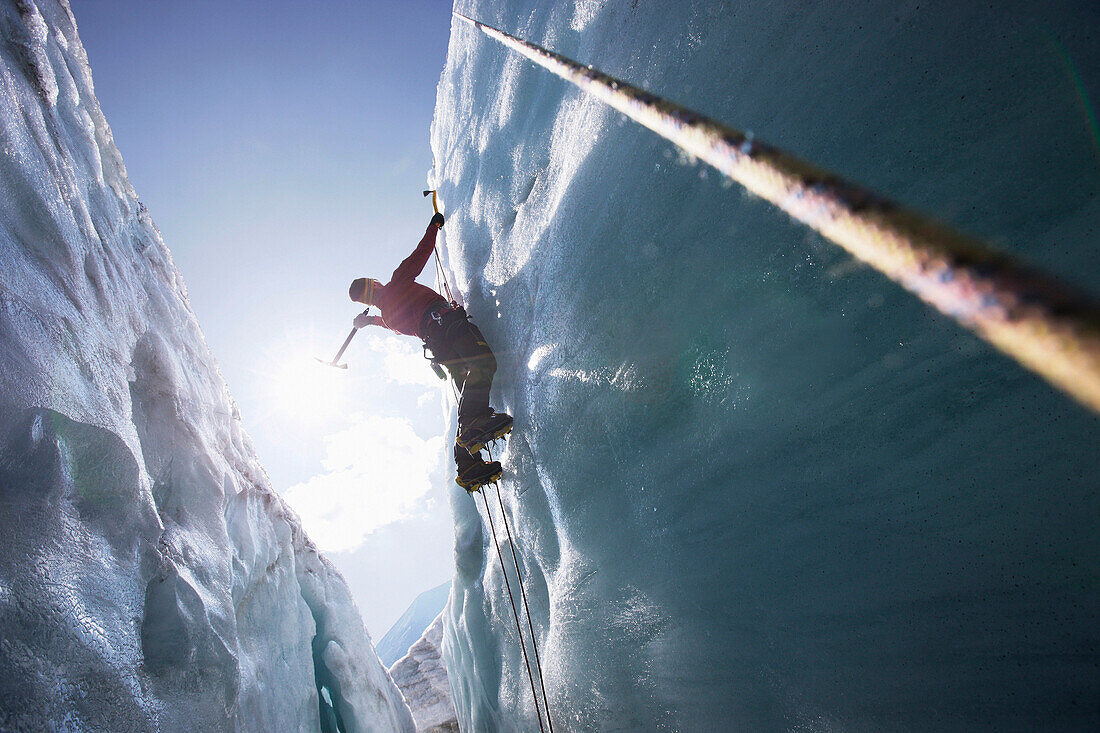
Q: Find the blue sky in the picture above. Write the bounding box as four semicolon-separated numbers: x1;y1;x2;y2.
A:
74;0;458;637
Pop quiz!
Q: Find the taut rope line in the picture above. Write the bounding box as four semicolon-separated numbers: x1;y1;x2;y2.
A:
454;12;1100;415
488;446;556;733
480;485;547;733
424;193;549;726
425;189;457;304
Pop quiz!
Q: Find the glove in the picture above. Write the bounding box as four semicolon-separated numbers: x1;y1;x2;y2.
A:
430;212;445;229
353;312;374;329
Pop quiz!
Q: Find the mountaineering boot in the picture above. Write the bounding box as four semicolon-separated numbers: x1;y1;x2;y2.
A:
456;412;513;454
456;460;503;493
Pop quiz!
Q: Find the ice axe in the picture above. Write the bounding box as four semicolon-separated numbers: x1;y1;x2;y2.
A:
423;189;439;214
315;309;370;369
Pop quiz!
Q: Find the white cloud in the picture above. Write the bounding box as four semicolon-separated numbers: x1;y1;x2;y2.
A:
284;413;447;553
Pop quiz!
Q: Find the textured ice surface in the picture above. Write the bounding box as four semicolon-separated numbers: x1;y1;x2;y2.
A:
389;613;459;733
0;2;412;730
431;1;1100;730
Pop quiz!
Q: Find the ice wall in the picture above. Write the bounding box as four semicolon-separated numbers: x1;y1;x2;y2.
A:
0;2;413;730
431;1;1100;730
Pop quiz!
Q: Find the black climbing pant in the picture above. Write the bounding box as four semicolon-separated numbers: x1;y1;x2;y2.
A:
422;307;497;469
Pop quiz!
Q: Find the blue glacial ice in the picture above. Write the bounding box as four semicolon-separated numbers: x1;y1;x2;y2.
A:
0;2;412;730
2;0;1098;729
431;1;1100;730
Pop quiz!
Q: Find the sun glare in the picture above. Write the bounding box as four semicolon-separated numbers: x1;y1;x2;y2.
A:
266;353;350;426
263;331;454;551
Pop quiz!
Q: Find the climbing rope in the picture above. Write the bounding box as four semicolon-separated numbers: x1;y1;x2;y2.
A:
419;189;460;406
425;189;457;304
434;250;454;305
454;12;1100;416
420;192;551;726
479;482;547;733
487;445;556;733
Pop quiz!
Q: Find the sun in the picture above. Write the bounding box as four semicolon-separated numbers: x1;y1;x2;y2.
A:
249;324;454;459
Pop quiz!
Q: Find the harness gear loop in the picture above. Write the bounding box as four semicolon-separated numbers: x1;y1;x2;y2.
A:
422;344;447;380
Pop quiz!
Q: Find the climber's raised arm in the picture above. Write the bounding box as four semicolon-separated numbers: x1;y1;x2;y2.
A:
390;213;444;283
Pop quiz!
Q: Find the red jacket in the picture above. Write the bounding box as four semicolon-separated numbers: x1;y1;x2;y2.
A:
374;225;446;338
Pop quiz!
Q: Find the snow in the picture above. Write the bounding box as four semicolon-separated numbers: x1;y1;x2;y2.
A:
0;2;412;730
431;1;1100;730
389;613;459;733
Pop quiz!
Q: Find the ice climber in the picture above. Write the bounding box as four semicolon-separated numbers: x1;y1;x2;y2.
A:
349;212;513;492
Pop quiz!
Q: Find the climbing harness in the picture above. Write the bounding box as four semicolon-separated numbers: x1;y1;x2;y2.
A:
421;304;455;381
453;12;1100;416
474;444;555;733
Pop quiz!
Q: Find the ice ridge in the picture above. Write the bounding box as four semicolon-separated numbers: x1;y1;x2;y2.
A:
0;2;413;730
